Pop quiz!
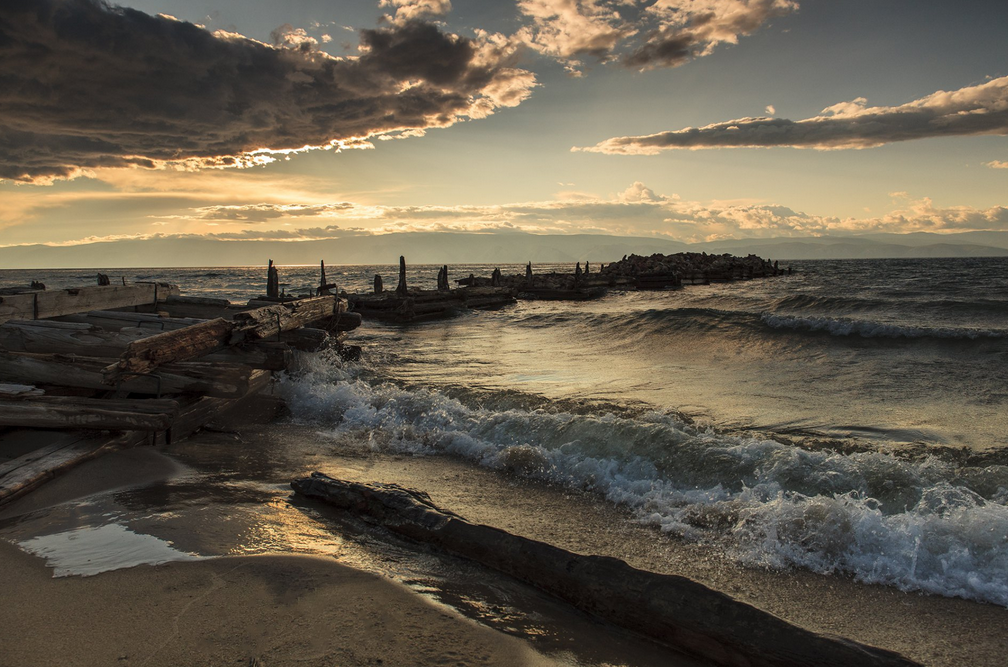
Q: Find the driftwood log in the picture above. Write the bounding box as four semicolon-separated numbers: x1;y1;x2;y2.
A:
292;473;920;667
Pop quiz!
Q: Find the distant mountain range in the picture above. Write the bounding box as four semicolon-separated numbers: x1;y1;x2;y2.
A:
1;231;1006;268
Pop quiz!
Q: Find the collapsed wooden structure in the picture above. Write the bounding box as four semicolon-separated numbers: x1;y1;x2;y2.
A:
0;263;360;506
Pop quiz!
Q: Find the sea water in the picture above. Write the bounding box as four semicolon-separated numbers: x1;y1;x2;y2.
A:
3;257;1007;605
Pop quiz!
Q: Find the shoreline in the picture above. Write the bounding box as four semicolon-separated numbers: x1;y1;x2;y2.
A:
2;408;1005;666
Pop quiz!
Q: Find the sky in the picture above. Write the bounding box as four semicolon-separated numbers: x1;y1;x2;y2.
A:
1;0;1007;264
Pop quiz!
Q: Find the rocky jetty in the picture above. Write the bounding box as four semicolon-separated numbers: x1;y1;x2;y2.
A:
600;252;789;286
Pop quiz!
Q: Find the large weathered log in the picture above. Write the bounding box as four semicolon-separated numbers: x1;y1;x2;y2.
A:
105;318;235;378
292;474;920;667
230;295;339;342
0;283;180;324
0;350;253;398
0;398;178;431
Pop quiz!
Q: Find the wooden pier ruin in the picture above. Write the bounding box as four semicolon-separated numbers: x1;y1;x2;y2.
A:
0;261;360;506
348;256;517;323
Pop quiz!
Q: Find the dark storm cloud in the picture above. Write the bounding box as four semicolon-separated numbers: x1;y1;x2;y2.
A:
0;0;535;183
578;77;1008;154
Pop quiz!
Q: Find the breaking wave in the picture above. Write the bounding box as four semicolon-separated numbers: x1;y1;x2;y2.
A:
760;313;1007;340
279;355;1008;607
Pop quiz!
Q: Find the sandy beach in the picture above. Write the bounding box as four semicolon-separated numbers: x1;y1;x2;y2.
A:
1;396;1005;667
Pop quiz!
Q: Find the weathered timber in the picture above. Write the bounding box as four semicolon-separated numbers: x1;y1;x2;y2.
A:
267;259;279;299
231;295;340;341
57;310;207;332
292;474;920;667
0;398;177;431
0;383;44;397
202;342;292;371
396;256;408;295
0;320;149;356
106;296;340;377
143;295;252;320
0;283;180;325
0;430;149;506
348;287;514;324
105;317;235;378
0;371;272;506
0;351;253;398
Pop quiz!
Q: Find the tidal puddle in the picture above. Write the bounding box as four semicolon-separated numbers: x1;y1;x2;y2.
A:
17;523;200;577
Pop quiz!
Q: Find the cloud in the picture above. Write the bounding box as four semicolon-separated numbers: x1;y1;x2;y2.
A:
516;0;797;73
146;184;1008;242
577;76;1008;154
6;181;1008;248
379;0;452;24
988;160;1008;169
765;104;775;115
0;0;535;184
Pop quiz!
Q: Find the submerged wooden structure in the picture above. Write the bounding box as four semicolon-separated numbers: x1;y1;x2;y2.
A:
0;262;360;506
348;256;516;324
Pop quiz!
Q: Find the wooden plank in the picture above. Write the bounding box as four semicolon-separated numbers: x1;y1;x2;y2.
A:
0;430;148;506
0;320;150;356
56;310;206;332
0;401;175;431
0;283;180;324
0;351;252;398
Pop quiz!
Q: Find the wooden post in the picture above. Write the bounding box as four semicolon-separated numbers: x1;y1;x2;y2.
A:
525;262;533;286
396;256;408;295
374;275;383;294
267;259;279;299
575;262;582;287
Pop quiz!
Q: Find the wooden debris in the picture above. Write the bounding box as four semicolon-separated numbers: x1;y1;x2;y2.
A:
0;282;180;325
267;259;279;298
0;383;44;398
0;396;179;431
396;255;408;295
293;473;921;667
105;295;341;378
0;350;253;398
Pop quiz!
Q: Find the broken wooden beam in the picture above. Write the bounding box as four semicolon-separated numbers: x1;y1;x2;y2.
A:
292;474;920;667
0;282;180;325
103;317;235;378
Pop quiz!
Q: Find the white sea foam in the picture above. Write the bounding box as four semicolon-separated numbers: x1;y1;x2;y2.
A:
760;313;1005;339
279;356;1008;607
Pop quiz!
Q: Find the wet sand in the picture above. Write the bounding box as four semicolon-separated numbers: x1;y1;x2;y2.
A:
1;404;1005;666
0;541;559;667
